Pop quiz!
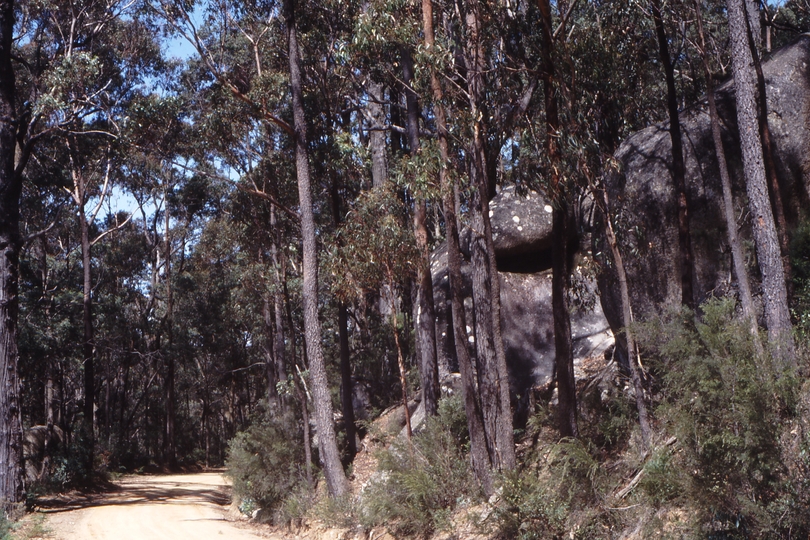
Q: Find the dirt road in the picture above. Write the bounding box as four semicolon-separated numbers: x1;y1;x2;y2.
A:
38;472;273;540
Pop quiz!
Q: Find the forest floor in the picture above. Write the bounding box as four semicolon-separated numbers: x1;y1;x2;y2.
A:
16;472;281;540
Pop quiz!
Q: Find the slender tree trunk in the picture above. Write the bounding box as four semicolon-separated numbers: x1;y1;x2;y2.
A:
599;189;652;448
694;1;759;338
422;0;492;495
163;199;176;470
284;0;348;497
401;47;440;417
464;0;516;472
270;204;288;409
0;0;23;506
327;118;356;459
651;0;695;309
727;0;795;363
79;203;95;475
536;0;578;438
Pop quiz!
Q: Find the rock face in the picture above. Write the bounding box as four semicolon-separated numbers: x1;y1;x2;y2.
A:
596;36;810;333
431;186;613;401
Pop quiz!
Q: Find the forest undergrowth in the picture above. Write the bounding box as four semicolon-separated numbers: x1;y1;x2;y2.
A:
225;296;810;540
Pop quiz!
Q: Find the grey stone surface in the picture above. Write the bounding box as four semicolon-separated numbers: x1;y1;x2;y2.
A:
595;35;810;331
431;186;613;399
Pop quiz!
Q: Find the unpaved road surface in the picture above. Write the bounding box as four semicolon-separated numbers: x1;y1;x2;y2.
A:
38;472;271;540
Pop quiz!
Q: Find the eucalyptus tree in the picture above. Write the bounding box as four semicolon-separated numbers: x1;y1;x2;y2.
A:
0;0;24;509
727;0;795;362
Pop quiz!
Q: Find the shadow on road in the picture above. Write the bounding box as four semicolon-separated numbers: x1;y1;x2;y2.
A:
33;475;232;514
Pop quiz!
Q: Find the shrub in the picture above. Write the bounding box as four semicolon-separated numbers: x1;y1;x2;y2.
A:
360;395;478;538
637;298;809;537
489;437;614;540
225;405;309;523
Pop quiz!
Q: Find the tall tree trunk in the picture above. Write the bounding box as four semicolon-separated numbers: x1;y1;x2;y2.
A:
694;1;759;338
401;46;440;418
727;0;795;364
0;0;23;507
599;189;652;448
536;0;579;437
747;7;791;287
464;0;516;472
163;199;176;470
270;204;288;409
79;202;95;476
284;0;348;497
327;117;356;459
338;304;356;457
651;0;695;309
422;0;492;495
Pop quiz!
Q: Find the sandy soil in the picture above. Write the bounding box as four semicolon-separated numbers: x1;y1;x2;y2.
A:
35;472;276;540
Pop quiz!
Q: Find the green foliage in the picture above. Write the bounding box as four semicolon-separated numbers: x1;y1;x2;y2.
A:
226;406;310;523
326;186;419;303
489;437;614;540
360;395;478;538
636;298;810;537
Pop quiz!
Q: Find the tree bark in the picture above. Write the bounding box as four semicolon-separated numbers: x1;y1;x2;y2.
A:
599;190;652;448
163;197;176;470
536;0;578;438
79;198;95;476
422;0;492;495
694;1;759;338
284;0;348;496
727;0;795;364
651;0;695;309
0;0;23;507
463;0;516;472
401;46;440;418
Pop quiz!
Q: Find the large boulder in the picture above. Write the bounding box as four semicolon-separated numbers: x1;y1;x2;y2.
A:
595;36;810;334
431;186;613;400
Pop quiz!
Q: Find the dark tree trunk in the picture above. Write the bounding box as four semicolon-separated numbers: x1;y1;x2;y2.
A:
338;304;356;457
284;0;348;496
464;0;516;473
401;46;440;418
651;0;695;309
551;208;578;437
0;0;23;507
422;0;492;495
727;0;795;363
163;201;176;470
537;0;578;437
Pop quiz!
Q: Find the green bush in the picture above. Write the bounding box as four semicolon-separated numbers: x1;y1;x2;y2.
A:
225;405;309;523
637;298;809;537
360;395;478;538
489;437;614;540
